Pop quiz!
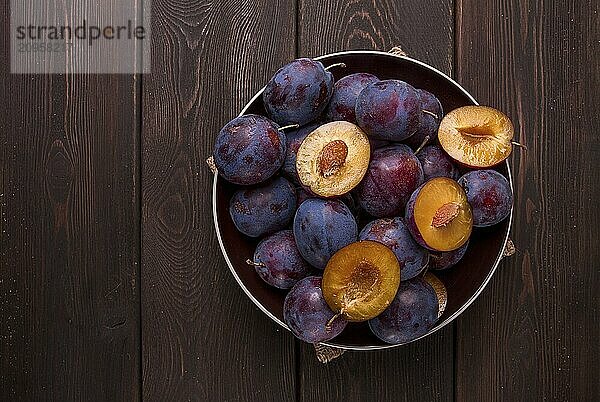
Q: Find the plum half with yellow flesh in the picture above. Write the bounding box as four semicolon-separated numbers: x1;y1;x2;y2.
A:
322;241;401;322
296;121;370;197
405;177;473;251
438;106;515;168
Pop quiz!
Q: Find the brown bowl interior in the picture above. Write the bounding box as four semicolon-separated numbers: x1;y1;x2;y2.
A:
214;52;511;349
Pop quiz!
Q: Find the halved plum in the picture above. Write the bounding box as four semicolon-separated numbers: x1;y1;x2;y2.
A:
296;121;370;197
405;178;473;251
438;106;515;168
322;241;401;322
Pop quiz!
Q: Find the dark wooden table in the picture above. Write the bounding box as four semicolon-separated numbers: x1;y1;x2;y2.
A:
1;0;598;401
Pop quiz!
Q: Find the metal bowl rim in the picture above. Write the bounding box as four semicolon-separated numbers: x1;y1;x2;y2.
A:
212;49;513;351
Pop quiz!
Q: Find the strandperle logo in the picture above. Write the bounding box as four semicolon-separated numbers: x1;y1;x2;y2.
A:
11;0;151;74
15;19;147;47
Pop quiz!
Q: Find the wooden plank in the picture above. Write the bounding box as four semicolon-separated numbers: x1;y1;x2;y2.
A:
0;2;141;401
296;1;455;401
455;0;600;400
140;1;297;400
298;0;454;73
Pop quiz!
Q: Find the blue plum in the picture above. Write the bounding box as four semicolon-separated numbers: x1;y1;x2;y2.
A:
282;123;320;185
416;145;460;181
429;240;469;271
293;198;357;269
250;230;312;289
359;217;429;281
326;73;380;124
263;58;334;126
229;177;296;238
355;80;421;141
458;170;512;227
213;114;285;185
404;89;443;149
283;276;347;343
368;277;439;344
354;145;424;217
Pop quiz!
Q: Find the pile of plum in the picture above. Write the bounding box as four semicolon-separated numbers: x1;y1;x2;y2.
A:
213;58;515;345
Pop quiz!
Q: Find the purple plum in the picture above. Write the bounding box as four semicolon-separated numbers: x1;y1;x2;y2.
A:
416;145;460;181
293;198;357;269
458;170;513;227
354;145;424;217
283;276;347;343
213;114;285;185
359;217;429;281
355;80;421;141
369;277;439;344
282;123;320;185
229;177;296;237
263;58;334;126
429;240;469;270
251;230;312;289
326;73;380;123
404;89;443;149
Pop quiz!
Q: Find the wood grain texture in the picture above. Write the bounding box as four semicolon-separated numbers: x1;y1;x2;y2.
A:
297;1;455;401
298;0;454;73
0;1;141;400
455;0;600;401
140;0;297;400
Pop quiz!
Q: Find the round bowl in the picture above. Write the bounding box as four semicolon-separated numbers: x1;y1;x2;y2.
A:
212;50;512;350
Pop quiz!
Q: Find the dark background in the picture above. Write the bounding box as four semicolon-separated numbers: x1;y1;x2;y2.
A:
1;0;598;401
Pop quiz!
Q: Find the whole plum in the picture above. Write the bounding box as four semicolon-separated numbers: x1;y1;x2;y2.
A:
458;170;513;227
326;73;379;124
417;145;460;181
354;145;424;217
404;89;443;149
213;114;285;185
284;276;347;343
250;230;312;289
282;123;320;185
230;177;296;238
293;198;357;269
263;58;334;126
355;80;421;141
359;217;429;281
429;240;469;271
368;277;439;344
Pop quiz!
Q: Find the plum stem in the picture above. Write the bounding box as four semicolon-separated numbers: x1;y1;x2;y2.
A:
414;135;431;155
422;109;439;119
325;311;344;332
511;141;528;150
278;124;300;132
324;62;346;71
245;259;265;267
